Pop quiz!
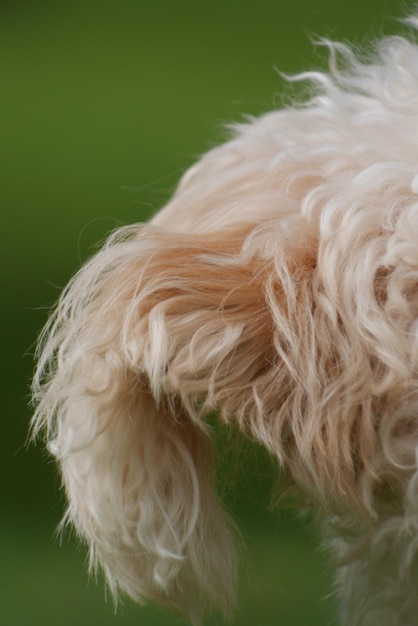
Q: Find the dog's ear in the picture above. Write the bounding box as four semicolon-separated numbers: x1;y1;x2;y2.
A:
31;221;286;623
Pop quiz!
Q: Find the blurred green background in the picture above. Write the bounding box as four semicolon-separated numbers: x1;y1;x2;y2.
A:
2;1;414;624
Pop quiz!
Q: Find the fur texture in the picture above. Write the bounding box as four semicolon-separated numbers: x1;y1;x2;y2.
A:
33;25;418;625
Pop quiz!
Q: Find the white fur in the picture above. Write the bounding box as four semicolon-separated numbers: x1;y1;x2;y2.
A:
33;24;418;625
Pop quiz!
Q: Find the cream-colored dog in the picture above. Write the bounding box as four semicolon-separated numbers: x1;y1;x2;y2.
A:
33;24;418;626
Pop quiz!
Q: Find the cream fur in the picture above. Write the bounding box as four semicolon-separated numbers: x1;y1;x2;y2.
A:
33;25;418;626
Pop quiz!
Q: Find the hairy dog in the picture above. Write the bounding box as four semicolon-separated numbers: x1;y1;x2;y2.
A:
32;22;418;626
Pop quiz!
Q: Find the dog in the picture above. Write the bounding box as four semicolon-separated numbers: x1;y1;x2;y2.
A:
32;21;418;626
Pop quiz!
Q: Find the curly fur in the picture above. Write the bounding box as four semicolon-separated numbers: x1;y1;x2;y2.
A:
33;23;418;626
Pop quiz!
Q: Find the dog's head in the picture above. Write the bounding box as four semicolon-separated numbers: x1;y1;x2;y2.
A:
32;28;418;624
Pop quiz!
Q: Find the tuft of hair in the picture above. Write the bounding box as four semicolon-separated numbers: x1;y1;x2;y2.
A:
33;19;418;625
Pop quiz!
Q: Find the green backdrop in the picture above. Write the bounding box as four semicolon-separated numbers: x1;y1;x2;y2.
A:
2;1;413;624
